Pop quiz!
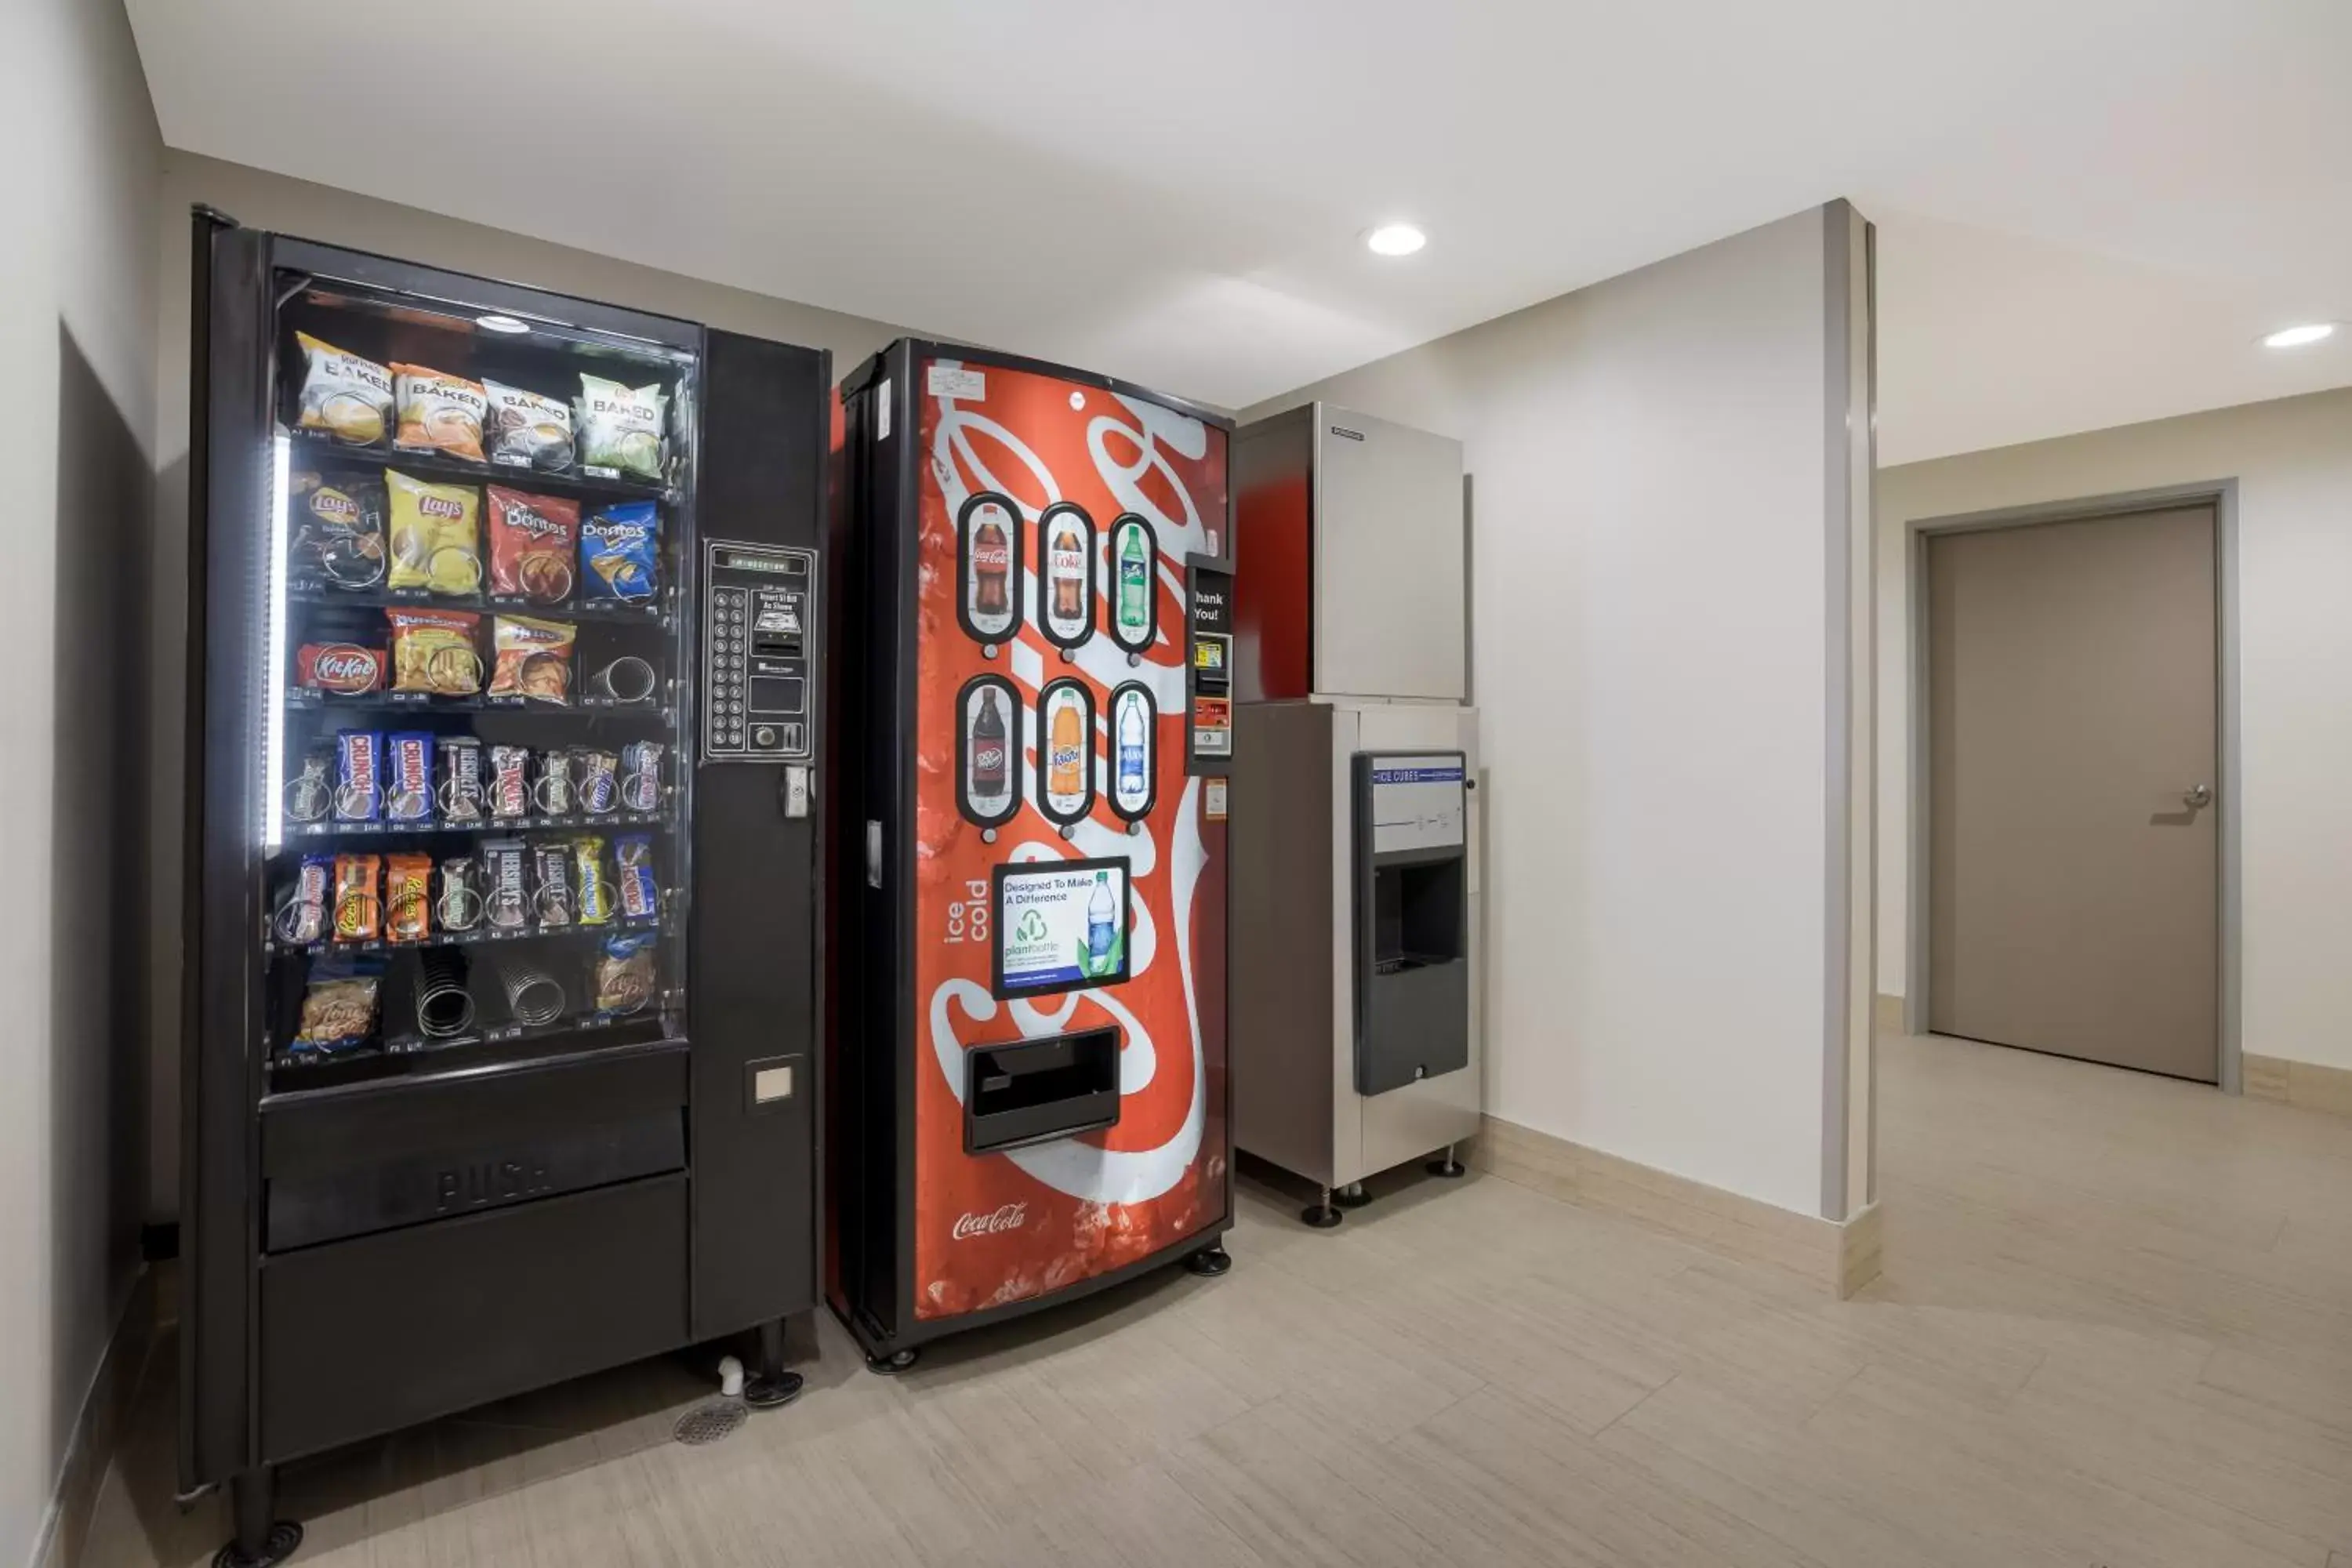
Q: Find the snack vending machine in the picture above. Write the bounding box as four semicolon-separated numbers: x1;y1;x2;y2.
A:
180;212;826;1563
829;342;1234;1371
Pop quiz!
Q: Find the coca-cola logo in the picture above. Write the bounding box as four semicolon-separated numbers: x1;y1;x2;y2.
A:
950;1202;1027;1240
972;541;1010;569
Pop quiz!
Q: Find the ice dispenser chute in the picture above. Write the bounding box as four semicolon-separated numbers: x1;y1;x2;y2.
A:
1352;753;1472;1095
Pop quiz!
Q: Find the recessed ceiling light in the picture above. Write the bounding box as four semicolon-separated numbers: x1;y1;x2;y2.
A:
1365;223;1427;258
476;314;531;334
2262;322;2336;349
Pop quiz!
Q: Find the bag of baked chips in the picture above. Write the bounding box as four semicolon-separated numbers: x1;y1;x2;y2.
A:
293;333;394;448
575;374;666;480
394;364;489;463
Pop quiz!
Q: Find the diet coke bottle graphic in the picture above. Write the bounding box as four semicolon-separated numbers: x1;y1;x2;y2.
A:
1050;519;1085;626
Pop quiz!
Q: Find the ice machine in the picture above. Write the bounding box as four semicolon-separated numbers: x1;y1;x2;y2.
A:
1232;402;1481;1226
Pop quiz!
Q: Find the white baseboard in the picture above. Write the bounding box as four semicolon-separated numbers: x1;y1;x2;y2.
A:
1470;1116;1881;1298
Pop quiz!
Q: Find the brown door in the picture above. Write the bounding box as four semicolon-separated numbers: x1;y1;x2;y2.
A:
1927;506;2219;1081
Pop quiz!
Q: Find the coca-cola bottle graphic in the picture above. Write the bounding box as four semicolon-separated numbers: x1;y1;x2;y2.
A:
971;511;1011;625
1048;520;1086;630
970;688;1009;807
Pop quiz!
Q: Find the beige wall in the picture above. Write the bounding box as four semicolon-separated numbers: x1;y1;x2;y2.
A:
1243;208;1869;1220
0;1;161;1561
1876;385;2352;1073
144;152;920;1221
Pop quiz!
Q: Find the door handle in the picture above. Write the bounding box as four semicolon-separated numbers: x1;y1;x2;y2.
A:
2183;783;2212;810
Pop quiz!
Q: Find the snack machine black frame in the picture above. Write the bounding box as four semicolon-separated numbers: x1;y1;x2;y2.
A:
180;212;829;1563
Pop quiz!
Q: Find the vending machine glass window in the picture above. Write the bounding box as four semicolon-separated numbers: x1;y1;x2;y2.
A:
261;276;696;1087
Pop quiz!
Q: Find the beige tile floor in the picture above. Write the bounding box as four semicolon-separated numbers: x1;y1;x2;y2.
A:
85;1032;2352;1566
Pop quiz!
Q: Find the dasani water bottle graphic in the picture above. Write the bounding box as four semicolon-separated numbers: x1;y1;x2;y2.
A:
1087;871;1116;969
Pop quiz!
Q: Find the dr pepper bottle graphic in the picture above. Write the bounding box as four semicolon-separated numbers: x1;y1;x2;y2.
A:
971;688;1009;800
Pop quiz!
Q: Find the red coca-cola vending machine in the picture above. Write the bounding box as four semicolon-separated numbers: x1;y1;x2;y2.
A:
829;342;1235;1369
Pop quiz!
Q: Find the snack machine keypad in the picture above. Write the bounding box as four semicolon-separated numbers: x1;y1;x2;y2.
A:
702;539;816;763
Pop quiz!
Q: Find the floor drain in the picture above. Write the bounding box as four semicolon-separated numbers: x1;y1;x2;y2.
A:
672;1399;748;1446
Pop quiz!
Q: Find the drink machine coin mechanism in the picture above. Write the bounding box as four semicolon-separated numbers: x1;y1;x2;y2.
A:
1229;402;1483;1227
827;341;1236;1373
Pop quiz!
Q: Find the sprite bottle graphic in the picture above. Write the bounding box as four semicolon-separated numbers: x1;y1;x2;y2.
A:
1087;871;1116;970
1116;523;1150;637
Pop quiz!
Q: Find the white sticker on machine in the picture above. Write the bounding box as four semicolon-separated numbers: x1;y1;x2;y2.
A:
927;364;986;401
1203;779;1228;820
877;379;891;440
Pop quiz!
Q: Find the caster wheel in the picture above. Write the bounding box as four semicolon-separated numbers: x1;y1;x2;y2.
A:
214;1523;303;1568
1332;1181;1373;1209
865;1347;920;1376
1184;1245;1233;1276
1427;1156;1468;1178
1301;1203;1342;1229
742;1370;805;1409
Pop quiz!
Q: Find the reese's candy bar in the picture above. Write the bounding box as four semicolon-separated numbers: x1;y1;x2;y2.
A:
386;853;433;943
332;854;381;942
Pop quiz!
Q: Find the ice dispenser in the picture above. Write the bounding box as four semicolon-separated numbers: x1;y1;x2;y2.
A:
1352;753;1471;1094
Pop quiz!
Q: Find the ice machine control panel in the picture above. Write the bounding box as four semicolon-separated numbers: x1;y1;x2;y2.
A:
702;539;816;763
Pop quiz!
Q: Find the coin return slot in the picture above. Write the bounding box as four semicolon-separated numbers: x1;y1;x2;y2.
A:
964;1026;1120;1155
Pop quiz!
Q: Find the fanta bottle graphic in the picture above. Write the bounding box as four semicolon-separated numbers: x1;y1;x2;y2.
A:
1087;871;1116;967
1048;699;1084;803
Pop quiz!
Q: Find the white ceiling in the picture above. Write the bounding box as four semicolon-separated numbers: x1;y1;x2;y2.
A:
128;0;2351;457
